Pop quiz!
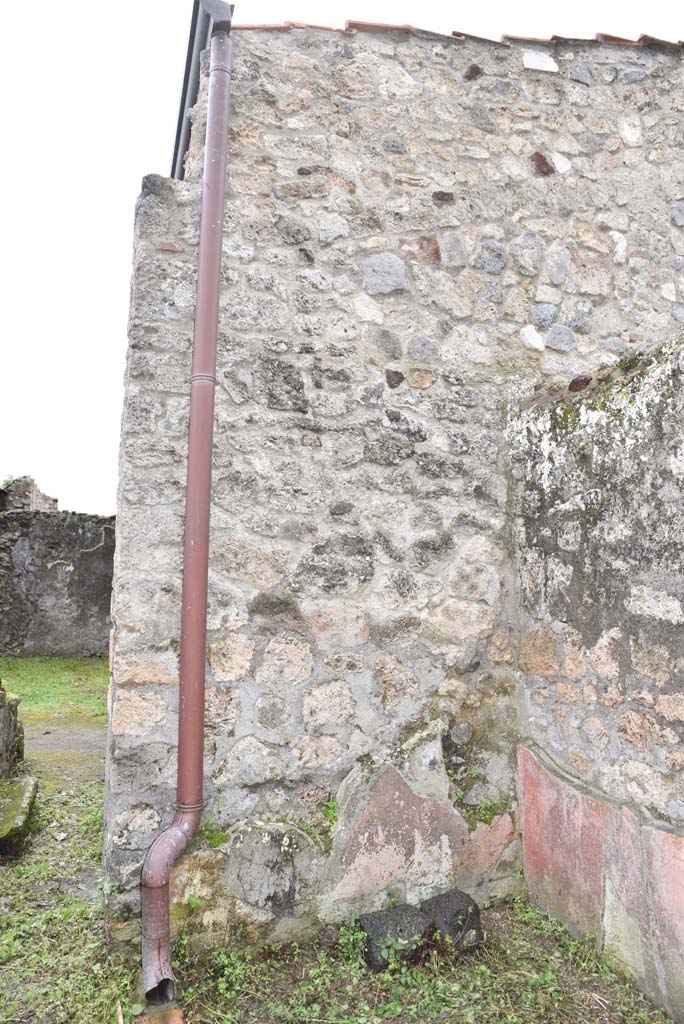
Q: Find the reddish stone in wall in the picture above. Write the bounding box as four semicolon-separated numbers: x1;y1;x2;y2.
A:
335;767;469;903
463;812;518;878
333;766;518;908
518;746;605;938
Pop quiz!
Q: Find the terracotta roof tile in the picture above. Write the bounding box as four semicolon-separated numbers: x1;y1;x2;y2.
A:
346;21;416;33
230;21;684;49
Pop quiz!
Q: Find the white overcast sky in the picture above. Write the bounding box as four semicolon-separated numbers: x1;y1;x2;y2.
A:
1;1;681;514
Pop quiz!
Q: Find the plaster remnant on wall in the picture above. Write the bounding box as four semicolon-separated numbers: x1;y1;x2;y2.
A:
626;586;684;624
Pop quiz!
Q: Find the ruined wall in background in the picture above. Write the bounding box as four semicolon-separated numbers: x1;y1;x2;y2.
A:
0;511;115;656
511;342;684;1019
106;23;684;994
0;477;58;513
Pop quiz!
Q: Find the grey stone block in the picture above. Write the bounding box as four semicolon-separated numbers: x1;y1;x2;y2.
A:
569;64;592;86
671;203;684;228
546;325;577;351
361;253;409;294
531;303;558;329
547;248;571;286
472;241;507;274
510;232;543;276
438;231;467;269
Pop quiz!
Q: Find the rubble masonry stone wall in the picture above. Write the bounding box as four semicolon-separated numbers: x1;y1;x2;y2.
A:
0;477;58;513
0;511;115;656
106;26;684;1004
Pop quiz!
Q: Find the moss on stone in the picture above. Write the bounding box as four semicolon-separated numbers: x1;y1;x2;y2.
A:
197;819;230;849
0;776;38;844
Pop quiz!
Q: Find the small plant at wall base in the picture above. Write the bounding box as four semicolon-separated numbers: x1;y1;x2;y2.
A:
197;819;229;849
323;796;339;827
445;761;510;830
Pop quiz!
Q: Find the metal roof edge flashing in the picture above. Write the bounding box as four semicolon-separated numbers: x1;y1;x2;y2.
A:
171;0;211;179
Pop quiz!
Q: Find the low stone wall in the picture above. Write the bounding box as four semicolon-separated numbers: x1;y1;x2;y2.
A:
511;342;684;1020
0;511;115;656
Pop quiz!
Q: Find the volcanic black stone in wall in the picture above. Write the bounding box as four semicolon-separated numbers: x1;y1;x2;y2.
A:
0;511;115;656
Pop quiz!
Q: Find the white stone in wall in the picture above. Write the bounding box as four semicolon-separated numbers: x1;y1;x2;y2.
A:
361;253;409;295
522;50;559;73
319;213;349;244
353;293;384;324
212;737;283;787
551;152;571;175
610;231;627;265
520;325;545;352
620;119;643;147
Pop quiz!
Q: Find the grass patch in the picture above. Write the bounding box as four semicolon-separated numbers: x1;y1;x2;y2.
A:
0;656;108;724
0;759;137;1023
169;900;674;1024
0;657;137;1023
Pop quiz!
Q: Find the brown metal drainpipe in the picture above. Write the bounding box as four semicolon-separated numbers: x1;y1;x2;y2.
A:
140;2;234;1004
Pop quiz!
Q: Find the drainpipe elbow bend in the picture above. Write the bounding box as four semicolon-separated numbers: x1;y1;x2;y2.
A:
140;809;202;1002
141;809;202;889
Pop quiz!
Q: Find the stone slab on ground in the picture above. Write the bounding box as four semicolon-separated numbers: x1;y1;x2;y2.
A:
0;775;37;845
